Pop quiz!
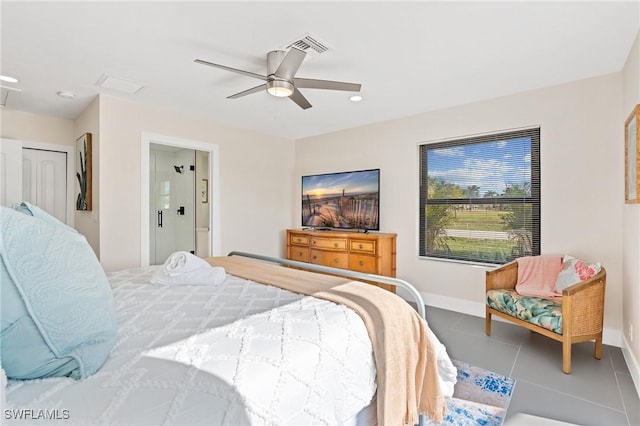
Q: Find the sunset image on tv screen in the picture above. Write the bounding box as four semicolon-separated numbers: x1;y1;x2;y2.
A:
302;169;379;230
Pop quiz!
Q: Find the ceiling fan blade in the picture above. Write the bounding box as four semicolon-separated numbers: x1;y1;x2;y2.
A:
294;78;361;92
289;88;312;110
194;59;268;81
227;83;267;99
274;47;306;80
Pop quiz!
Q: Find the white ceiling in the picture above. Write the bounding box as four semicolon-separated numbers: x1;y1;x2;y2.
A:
1;1;638;140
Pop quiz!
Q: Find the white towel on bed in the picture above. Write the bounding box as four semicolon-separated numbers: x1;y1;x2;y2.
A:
151;251;226;286
430;329;457;398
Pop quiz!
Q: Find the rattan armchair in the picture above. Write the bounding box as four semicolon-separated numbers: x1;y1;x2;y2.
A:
485;261;606;374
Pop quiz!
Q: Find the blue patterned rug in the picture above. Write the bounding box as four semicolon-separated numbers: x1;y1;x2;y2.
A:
430;360;516;426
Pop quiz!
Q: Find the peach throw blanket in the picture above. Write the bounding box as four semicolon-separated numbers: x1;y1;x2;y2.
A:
206;256;446;425
515;255;563;298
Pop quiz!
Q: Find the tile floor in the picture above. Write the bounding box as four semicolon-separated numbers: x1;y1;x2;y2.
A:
425;306;640;426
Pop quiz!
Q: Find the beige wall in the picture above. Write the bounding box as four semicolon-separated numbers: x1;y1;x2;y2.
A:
622;31;640;392
295;73;625;342
74;98;100;255
97;95;294;272
0;109;74;146
1;99;296;271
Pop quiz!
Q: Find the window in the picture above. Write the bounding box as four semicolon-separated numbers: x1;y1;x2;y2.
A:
159;181;171;209
419;128;540;264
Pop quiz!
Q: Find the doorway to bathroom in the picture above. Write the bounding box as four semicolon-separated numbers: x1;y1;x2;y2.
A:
150;144;208;265
141;132;219;267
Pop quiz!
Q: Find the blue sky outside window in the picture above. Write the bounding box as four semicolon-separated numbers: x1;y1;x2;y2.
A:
427;137;531;198
419;128;540;264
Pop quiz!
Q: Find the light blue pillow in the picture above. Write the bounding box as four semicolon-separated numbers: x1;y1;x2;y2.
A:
0;205;117;379
13;201;70;230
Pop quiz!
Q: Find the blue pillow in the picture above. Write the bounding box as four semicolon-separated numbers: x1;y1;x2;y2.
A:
13;201;70;230
0;205;117;379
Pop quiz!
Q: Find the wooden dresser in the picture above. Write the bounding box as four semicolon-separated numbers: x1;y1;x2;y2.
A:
285;228;397;292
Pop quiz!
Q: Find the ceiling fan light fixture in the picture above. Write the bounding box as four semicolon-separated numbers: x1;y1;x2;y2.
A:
195;46;360;110
0;75;19;83
266;80;293;97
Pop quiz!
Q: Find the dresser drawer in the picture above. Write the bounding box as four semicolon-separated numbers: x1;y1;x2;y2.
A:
350;240;376;254
311;237;347;251
311;250;349;269
288;246;310;262
286;229;396;294
349;254;377;273
289;234;310;246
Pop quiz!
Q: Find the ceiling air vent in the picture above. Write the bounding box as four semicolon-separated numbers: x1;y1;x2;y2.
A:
282;33;329;58
95;74;144;94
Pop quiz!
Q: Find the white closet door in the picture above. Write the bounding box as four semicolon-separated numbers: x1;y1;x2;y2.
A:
0;138;23;207
22;148;67;223
22;149;37;204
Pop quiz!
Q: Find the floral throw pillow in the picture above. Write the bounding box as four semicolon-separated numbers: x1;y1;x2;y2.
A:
554;255;601;293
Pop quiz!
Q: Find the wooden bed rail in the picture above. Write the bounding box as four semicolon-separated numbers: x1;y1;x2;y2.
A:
227;251;427;321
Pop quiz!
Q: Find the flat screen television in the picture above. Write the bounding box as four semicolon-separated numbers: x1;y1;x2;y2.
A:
301;168;380;231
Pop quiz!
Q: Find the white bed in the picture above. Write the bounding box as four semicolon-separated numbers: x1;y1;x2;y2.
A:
4;253;454;425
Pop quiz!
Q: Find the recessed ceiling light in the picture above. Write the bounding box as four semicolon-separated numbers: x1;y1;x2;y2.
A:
350;95;363;102
57;91;76;99
0;75;19;83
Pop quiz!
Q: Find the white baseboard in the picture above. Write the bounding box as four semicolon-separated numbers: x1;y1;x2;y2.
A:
417;291;621;348
397;290;638;395
419;291;486;318
505;413;578;425
622;335;640;397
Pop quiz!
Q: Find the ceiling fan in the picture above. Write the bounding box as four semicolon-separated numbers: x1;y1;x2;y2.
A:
194;47;361;110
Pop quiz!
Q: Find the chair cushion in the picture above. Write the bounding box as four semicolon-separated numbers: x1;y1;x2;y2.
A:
486;289;563;334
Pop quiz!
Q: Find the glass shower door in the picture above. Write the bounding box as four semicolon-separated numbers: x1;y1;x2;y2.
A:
149;146;195;265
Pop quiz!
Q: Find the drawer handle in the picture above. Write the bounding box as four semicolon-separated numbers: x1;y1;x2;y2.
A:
312;241;316;245
334;258;340;264
312;255;317;260
334;242;339;248
296;238;301;243
359;260;364;266
359;244;363;249
297;251;303;256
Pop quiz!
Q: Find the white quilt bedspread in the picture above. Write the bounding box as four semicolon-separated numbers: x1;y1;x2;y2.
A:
6;267;376;425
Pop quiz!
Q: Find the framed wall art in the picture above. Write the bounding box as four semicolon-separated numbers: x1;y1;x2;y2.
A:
76;132;92;211
625;105;640;203
201;178;208;203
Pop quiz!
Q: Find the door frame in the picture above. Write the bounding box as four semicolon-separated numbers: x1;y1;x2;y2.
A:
3;138;75;226
140;132;220;267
